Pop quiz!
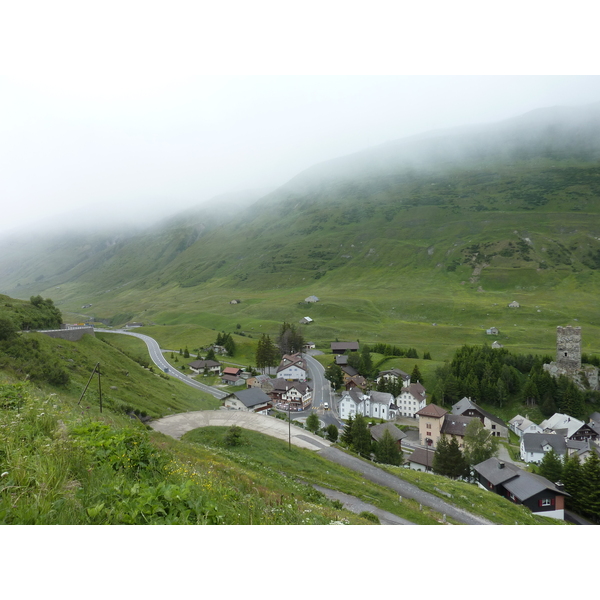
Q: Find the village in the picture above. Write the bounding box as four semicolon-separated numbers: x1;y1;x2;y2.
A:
176;319;600;524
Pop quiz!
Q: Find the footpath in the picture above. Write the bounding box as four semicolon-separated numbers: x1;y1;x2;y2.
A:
150;410;493;525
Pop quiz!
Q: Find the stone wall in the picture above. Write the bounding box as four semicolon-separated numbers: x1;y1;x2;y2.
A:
556;325;581;372
37;327;95;342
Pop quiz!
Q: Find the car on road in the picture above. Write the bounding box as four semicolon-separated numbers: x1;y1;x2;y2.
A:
323;402;329;410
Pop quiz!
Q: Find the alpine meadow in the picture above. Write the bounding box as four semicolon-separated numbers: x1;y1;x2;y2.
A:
2;100;600;526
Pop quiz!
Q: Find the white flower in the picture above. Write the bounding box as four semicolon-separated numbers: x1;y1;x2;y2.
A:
1;472;8;478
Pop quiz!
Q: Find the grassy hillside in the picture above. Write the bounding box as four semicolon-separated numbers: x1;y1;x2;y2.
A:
2;104;600;364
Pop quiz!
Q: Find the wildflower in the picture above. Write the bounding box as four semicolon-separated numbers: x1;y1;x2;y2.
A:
1;472;8;478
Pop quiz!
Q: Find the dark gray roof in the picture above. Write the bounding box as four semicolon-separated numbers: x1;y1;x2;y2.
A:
229;388;271;408
341;365;358;377
369;391;394;405
522;433;567;455
408;447;435;467
188;359;221;369
331;341;359;351
504;470;568;501
271;378;311;394
378;368;410;380
369;422;407;443
441;414;474;436
452;397;506;427
473;457;521;486
473;457;569;499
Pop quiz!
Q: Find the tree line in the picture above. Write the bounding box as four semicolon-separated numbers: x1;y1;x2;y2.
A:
537;448;600;523
431;344;598;420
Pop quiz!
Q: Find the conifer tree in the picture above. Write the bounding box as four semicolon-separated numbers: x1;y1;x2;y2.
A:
562;453;584;514
374;429;402;466
340;415;354;446
539;448;563;484
351;414;372;458
410;364;423;384
581;451;600;523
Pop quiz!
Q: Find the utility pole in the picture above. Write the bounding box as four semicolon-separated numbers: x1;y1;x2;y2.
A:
78;362;102;413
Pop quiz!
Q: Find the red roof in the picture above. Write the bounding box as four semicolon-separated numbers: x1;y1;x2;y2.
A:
223;367;241;375
416;404;448;418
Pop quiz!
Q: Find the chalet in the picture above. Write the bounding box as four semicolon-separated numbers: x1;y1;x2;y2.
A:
223;388;272;415
396;382;427;418
299;317;313;325
188;359;222;375
369;422;406;450
492;341;504;349
269;379;312;410
341;364;359;384
377;369;410;388
221;367;245;386
520;432;567;463
345;374;367;392
508;301;520;308
508;414;543;438
452;397;508;438
331;341;359;354
276;353;308;382
304;341;316;350
335;355;349;366
407;447;435;472
473;457;569;520
415;404;448;447
440;414;475;449
305;295;319;303
246;374;274;392
486;327;499;335
539;413;598;443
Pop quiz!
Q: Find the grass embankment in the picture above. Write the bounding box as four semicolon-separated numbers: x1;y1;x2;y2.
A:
182;426;563;525
38;332;219;418
0;375;378;524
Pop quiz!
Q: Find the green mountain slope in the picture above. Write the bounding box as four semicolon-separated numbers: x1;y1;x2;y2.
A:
2;103;600;358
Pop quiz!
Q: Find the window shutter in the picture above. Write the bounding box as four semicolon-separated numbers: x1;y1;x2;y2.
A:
538;499;543;507
551;498;555;507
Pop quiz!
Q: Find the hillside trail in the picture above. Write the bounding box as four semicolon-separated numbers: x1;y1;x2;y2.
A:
151;410;493;525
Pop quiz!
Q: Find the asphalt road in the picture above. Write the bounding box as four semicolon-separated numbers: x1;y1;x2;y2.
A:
95;329;227;399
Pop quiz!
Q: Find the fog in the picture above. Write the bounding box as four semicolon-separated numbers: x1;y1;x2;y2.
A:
2;4;600;236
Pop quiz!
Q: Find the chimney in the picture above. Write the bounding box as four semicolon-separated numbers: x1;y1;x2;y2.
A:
498;461;505;469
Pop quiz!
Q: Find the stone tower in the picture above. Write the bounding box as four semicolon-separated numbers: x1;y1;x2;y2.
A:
556;326;581;372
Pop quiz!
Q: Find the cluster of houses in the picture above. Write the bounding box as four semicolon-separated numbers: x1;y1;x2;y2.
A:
189;351;313;414
338;370;427;421
509;411;600;465
407;399;600;520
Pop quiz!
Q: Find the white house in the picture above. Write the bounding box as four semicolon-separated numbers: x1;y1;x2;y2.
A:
377;368;410;388
276;353;308;382
223;388;272;415
338;389;398;421
395;383;427;418
270;378;312;410
508;414;542;438
540;413;585;439
520;432;567;463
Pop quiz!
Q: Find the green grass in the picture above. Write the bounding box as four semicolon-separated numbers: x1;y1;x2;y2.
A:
182;426;452;524
181;426;563;525
0;376;371;524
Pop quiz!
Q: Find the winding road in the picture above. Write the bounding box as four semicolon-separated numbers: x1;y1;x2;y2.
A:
98;328;492;524
95;329;227;399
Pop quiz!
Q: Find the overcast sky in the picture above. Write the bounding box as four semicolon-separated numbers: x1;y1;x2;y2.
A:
1;2;600;235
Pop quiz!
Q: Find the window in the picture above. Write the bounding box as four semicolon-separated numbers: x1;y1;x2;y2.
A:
541;498;552;507
426;423;431;429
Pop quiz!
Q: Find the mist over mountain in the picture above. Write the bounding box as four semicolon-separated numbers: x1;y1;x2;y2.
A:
2;101;600;338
